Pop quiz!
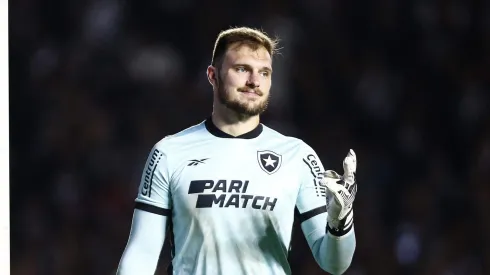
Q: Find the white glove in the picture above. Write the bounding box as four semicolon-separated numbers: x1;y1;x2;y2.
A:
320;149;357;235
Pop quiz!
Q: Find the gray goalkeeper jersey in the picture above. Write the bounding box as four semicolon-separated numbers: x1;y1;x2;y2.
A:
134;118;354;275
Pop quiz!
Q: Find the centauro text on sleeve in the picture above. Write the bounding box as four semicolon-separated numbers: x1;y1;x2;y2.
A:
135;142;172;213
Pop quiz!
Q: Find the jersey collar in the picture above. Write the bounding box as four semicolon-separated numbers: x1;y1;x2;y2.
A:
205;117;263;139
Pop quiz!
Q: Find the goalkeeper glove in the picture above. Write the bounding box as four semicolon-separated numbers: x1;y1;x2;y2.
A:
320;149;357;236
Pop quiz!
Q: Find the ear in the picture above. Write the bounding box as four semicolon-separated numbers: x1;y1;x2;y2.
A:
207;65;218;89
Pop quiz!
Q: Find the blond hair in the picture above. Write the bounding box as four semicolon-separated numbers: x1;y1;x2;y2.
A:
211;27;279;67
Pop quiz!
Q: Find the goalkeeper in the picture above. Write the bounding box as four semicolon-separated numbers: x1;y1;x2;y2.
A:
117;26;357;275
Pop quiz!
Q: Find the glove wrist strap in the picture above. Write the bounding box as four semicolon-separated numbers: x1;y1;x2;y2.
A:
327;209;353;236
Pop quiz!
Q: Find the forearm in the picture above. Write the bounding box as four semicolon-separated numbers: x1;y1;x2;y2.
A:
311;228;356;275
118;242;161;275
301;213;356;275
117;209;167;275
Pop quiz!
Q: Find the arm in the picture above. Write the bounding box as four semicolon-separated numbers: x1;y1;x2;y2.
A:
117;208;168;275
117;144;172;275
296;146;356;275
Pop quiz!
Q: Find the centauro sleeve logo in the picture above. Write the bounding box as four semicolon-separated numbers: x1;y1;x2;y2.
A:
302;154;327;197
141;148;164;197
257;150;282;175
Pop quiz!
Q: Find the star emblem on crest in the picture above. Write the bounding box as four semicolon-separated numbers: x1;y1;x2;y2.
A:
257;150;282;175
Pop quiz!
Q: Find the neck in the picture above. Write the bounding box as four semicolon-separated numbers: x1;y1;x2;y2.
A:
211;105;260;137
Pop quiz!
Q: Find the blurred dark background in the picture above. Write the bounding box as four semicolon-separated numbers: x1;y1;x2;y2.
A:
9;0;490;274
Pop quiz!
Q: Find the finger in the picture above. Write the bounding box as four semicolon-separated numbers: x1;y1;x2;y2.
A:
323;170;341;180
343;149;357;178
325;186;346;207
323;180;350;195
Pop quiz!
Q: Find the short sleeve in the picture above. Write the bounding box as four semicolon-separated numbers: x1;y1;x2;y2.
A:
134;143;172;216
296;144;327;222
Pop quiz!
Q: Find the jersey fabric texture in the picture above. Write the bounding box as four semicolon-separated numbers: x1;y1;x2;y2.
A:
132;118;355;275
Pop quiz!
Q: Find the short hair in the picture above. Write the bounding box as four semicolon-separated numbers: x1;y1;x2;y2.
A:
211;27;279;68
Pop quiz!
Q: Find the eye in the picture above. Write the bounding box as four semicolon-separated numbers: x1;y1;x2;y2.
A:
236;67;247;73
260;71;270;77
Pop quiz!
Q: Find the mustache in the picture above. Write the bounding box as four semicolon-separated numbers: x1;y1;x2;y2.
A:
237;87;263;96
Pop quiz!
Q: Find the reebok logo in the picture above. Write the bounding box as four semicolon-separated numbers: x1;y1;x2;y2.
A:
188;158;209;166
188;179;278;211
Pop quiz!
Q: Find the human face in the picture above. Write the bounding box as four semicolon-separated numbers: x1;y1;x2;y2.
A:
214;43;273;117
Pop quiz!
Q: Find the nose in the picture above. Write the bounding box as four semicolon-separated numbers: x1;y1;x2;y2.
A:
246;72;260;88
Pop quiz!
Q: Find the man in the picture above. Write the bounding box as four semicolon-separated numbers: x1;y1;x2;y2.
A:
117;27;357;275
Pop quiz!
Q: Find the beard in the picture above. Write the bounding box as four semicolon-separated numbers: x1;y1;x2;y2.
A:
216;77;270;118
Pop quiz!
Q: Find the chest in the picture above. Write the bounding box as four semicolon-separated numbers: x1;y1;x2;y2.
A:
169;143;301;213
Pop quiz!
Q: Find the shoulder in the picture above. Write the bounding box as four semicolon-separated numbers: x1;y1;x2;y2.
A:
261;124;315;153
153;120;208;153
